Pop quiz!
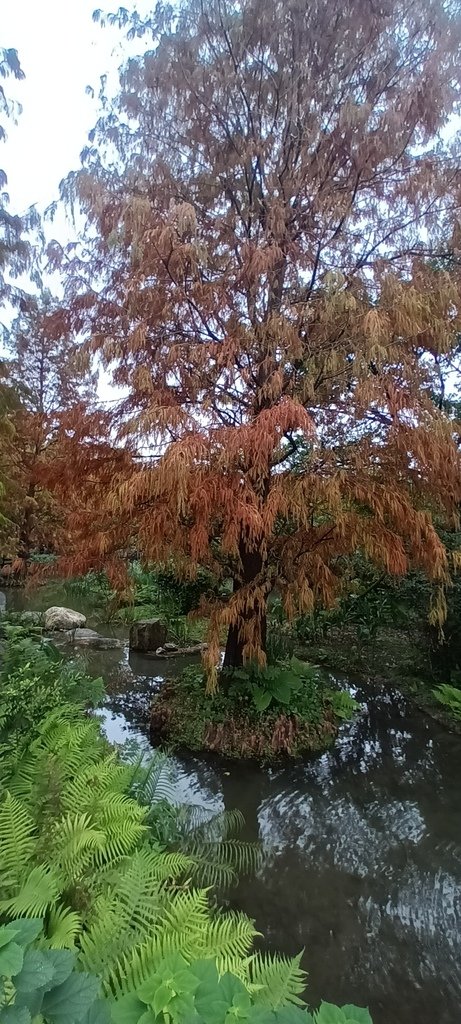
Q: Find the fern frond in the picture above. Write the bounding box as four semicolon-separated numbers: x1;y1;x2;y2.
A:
50;813;105;882
131;751;177;806
202;911;258;962
0;793;36;884
46;903;83;948
94;813;147;866
160;887;211;940
181;807;245;843
185;839;262;887
249;952;307;1007
1;863;61;917
62;757;136;814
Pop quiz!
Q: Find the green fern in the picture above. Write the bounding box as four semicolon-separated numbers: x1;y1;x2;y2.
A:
0;704;308;1016
249;951;307;1007
46;903;83;948
0;792;36;884
1;863;61;918
49;812;106;882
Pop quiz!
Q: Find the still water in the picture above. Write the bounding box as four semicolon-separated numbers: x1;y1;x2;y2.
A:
6;590;461;1023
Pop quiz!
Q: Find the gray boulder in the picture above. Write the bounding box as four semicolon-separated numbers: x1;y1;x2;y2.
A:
129;618;167;653
44;606;86;631
19;610;44;625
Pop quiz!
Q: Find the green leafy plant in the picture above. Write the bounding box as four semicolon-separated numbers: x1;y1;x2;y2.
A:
230;660;309;713
432;683;461;719
0;627;104;756
122;745;261;889
0;706;282;999
110;952;372;1024
0;918;106;1023
325;691;360;722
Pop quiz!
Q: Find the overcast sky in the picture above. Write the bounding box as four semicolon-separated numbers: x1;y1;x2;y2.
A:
2;1;150;236
2;1;151;398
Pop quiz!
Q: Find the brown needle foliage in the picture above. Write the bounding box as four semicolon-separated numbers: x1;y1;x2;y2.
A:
51;0;461;684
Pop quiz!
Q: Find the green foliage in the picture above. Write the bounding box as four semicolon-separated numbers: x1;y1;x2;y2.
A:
0;918;105;1023
229;659;321;715
109;952;371;1024
223;660;358;726
324;691;360;722
121;747;261;889
65;572;114;613
0;627;104;754
432;683;461;719
111;951;305;1024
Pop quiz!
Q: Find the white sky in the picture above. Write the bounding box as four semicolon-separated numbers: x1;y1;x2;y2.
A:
2;1;132;223
2;1;151;400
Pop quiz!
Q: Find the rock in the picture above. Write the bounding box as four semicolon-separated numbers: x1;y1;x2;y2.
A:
145;642;208;658
73;628;100;641
67;628;124;649
163;641;179;651
44;606;86;631
19;610;43;625
0;591;6;613
129;618;167;653
75;636;124;649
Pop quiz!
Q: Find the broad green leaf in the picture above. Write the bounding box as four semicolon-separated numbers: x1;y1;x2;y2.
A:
0;924;21;948
0;1008;32;1024
251;686;272;711
152;982;175;1016
272;684;292;705
138;1012;157;1024
273;1009;314;1024
41;971;101;1024
193;959;229;1024
82;1000;112;1024
6;919;43;948
41;948;76;988
341;1008;372;1024
314;1004;345;1024
14;949;55;993
111;993;146;1024
0;940;24;977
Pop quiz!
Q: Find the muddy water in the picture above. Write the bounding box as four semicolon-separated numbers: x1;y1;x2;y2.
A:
6;590;461;1023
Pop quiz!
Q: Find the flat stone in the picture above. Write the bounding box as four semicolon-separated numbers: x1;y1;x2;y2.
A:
163;641;179;651
129;618;167;653
75;636;124;649
44;606;87;630
73;628;100;641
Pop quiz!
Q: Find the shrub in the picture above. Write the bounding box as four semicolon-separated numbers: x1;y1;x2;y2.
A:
0;627;103;755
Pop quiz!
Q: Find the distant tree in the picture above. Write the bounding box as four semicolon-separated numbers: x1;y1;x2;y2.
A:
56;0;461;682
0;287;96;570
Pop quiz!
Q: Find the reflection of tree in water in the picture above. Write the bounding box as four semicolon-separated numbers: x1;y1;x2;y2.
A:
215;691;461;1024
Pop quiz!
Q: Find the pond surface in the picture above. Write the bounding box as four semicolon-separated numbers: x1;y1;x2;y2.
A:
6;588;461;1023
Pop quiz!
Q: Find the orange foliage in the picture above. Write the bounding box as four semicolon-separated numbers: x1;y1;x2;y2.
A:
50;0;461;680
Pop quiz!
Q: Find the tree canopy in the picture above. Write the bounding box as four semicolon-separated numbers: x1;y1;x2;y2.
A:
51;0;461;680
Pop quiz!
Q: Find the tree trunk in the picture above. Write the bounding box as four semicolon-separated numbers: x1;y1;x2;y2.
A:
223;541;267;669
17;484;36;567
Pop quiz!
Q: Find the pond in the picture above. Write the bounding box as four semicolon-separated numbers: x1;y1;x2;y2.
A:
5;588;461;1024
